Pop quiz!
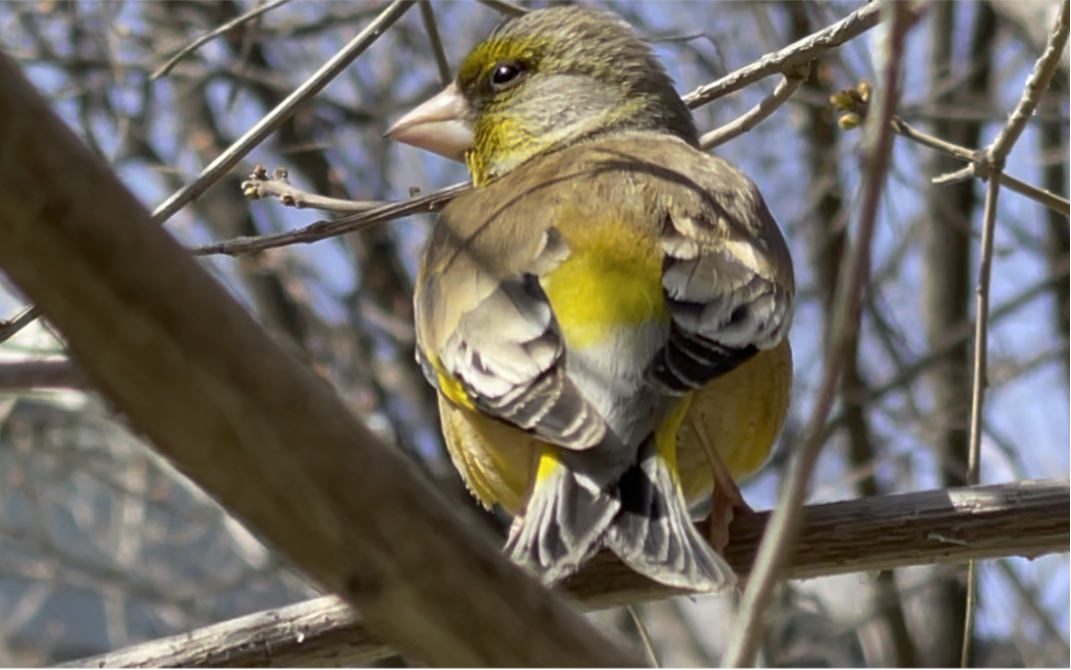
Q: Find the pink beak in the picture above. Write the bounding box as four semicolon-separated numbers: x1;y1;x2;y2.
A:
385;82;475;162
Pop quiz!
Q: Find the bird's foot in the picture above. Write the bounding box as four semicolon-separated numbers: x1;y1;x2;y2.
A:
705;486;753;554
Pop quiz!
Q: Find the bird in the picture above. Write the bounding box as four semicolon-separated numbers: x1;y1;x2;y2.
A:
386;6;794;592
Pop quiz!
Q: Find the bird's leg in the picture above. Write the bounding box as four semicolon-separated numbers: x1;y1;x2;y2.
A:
689;415;752;553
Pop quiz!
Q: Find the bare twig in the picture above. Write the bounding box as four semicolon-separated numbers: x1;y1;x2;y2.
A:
721;4;911;666
419;1;451;86
960;3;1069;664
962;175;1003;667
3;1;418;346
0;304;40;344
892;117;1070;215
241;165;386;213
698;73;803;150
196;181;470;256
65;479;1070;668
682;1;889;109
995;558;1071;664
627;606;659;668
150;0;415;227
987;0;1070;163
474;0;529;17
831;257;1070;426
151;0;294;80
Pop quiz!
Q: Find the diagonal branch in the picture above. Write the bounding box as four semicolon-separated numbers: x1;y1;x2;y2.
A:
151;0;294;80
987;0;1070;162
682;1;890;108
698;72;804;150
0;50;637;668
149;0;416;227
2;1;419;352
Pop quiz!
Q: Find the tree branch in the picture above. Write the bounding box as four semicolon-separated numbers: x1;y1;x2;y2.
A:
698;72;804;150
65;479;1070;668
681;1;890;108
0;51;636;667
149;0;416;226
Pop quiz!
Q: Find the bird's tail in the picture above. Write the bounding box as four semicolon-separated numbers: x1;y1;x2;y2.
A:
506;437;734;592
603;437;735;591
504;445;620;585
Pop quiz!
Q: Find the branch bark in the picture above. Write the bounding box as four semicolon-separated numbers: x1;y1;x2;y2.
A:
64;479;1070;668
0;51;637;668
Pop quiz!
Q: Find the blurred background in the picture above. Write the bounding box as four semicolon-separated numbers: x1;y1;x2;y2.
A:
0;0;1067;666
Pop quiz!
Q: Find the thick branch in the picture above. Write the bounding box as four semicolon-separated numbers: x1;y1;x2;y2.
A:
66;480;1069;668
0;52;636;667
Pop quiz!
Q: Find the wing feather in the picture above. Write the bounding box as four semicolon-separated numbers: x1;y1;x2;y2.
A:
424;272;606;450
650;176;794;394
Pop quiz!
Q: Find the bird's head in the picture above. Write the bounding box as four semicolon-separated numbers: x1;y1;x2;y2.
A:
386;6;698;184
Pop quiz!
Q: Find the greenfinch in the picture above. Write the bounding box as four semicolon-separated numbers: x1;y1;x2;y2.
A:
387;6;794;592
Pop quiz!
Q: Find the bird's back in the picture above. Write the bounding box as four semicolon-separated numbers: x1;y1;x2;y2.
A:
417;128;792;455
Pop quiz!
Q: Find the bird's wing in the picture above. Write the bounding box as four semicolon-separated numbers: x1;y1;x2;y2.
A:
415;203;607;451
650;150;795;393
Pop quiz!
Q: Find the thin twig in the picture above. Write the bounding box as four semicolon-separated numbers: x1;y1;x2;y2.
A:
150;0;416;227
925;0;1069;205
966;180;1002;487
419;1;451;86
0;305;40;345
830;257;1070;426
721;4;911;666
151;0;294;80
892;117;1070;215
959;3;1069;664
242;165;386;213
627;605;659;668
961;175;1002;668
698;73;803;150
682;1;888;109
995;558;1071;664
987;0;1070;163
474;0;529;17
4;1;418;349
195;181;469;256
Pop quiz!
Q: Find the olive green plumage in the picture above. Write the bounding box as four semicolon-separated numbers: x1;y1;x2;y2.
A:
388;6;795;592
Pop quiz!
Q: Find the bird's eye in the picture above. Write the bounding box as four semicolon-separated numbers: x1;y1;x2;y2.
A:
489;62;524;89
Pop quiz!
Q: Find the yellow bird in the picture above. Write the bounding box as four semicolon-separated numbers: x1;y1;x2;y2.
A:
387;6;794;591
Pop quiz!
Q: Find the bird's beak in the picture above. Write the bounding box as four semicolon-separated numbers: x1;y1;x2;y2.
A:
385;82;474;163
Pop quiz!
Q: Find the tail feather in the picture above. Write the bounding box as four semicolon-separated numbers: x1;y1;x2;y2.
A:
506;443;735;593
505;448;619;585
604;444;735;592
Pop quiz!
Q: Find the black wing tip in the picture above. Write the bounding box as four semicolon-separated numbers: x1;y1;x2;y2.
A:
648;326;758;393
